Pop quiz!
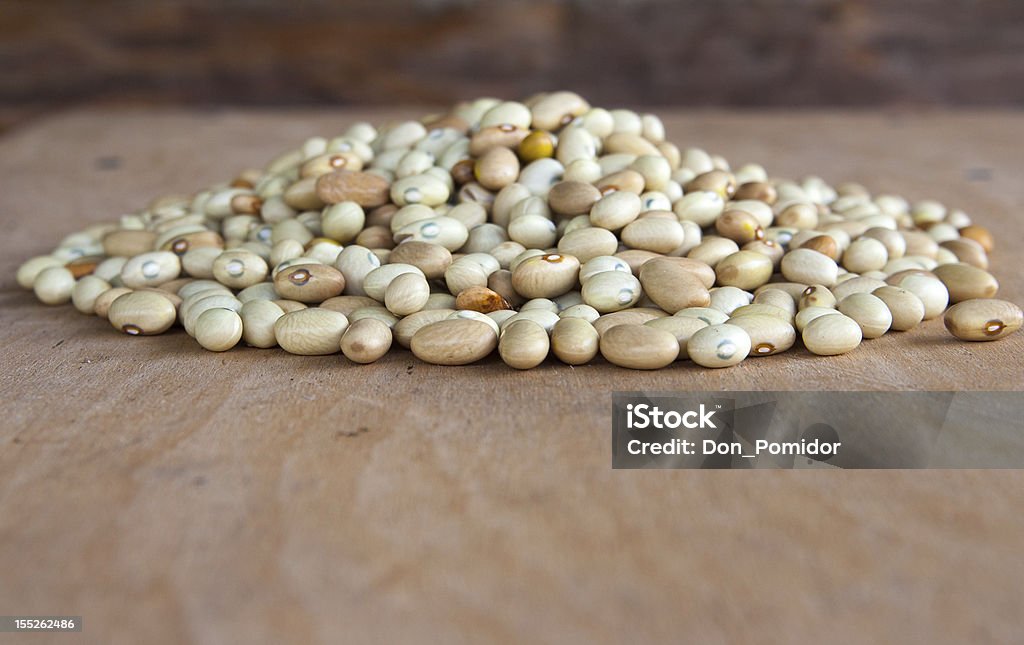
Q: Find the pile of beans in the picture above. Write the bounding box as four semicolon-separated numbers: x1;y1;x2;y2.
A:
16;92;1023;369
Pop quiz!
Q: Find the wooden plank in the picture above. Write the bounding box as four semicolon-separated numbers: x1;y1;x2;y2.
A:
0;109;1022;643
4;0;1024;134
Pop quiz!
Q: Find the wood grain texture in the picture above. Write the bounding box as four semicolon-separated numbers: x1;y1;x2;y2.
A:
1;109;1023;644
3;0;1024;133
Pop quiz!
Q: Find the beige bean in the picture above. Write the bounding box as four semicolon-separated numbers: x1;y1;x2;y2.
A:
589;191;642;230
349;306;400;328
581;270;642;313
728;314;795;357
274;308;349;355
795;306;841;332
752;288;796;316
272;299;306;313
393;308;455;348
481;100;532;129
843;237;889;273
940;239;988;269
592;308;668;336
715;251;773;290
687;323;751;367
944;299;1022;341
630;155;671;191
180;247;221;279
674;191;725;227
108;290;177;335
420;293;455;311
838;293;892;339
508;213;557;249
556;227;618;264
444;257;489;295
729;303;792;324
798;285;836;310
270;219;315;247
283;176;325;211
687;236;740;268
321;201;366;243
182;293;242;336
102;230;157;258
300;152;362;178
319;295;380;317
932;263;999;303
547;180;602;215
499;309;560;334
469;124;529;157
781;248;839;287
741;239;783;267
384;272;430;316
863;227;906;260
411;318;497;365
18;255;64;289
524;290;560;309
872;286;925;331
240;299;284;348
33;266;76;305
195;308;243;351
801;313;862;355
474;147;520;191
674;307;730;326
620;216;685;254
390;174;450;207
447;309;501;335
511;253;580;299
357;264;419;302
94;287;133;319
341;318;393;363
212;250;268;289
389;204;434;233
531;91;590;130
71;275;112;314
831;276;887;302
639;258;711;313
644;316;708;360
233;283;276;304
388;241;453;279
274;263;345;303
600;324;679;369
393;216;468;251
499;320;550;369
579;256;632;283
550;317;599;364
121;251;181;289
334;244;381;296
708;286;753;315
602;132;661;157
139;287;182;309
178;279;231;300
595;155;638;179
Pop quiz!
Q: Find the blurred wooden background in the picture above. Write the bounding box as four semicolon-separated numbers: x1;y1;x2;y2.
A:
2;0;1023;132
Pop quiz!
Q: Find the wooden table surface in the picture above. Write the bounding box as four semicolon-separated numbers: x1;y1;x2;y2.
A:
1;109;1022;644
